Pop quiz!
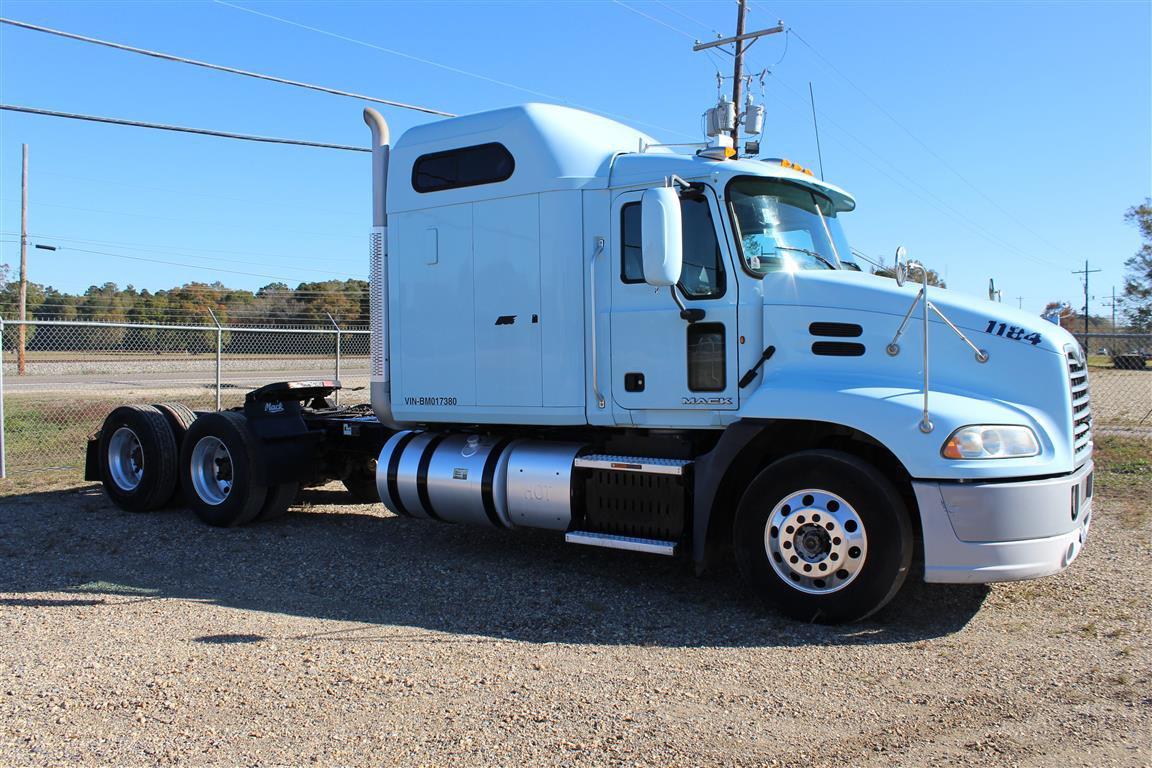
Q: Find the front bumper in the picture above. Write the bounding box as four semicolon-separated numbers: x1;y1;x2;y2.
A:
913;460;1094;584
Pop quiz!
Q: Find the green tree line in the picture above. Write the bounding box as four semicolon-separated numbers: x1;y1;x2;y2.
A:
0;278;369;354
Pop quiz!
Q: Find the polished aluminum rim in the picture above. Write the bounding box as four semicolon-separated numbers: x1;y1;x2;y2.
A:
190;436;233;506
107;427;144;491
764;488;868;595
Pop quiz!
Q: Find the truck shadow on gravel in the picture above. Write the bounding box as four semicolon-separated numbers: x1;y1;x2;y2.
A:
0;484;988;648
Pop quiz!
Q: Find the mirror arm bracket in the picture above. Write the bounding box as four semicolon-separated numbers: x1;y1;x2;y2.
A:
669;288;705;324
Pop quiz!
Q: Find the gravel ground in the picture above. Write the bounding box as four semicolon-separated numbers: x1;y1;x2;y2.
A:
1;457;1149;767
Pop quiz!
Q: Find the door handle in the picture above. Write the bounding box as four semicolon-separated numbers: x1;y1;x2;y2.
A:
589;237;606;409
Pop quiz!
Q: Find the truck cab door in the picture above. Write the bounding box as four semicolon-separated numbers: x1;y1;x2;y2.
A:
608;186;740;419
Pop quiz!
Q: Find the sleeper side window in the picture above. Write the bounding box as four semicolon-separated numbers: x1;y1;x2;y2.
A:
619;194;726;299
412;143;515;193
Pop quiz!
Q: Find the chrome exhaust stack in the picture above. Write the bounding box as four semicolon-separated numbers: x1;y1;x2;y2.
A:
364;107;399;427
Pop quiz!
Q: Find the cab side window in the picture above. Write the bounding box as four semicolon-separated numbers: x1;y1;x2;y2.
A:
621;203;645;283
620;195;726;299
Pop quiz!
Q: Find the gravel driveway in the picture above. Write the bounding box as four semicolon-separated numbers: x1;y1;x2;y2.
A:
1;460;1149;767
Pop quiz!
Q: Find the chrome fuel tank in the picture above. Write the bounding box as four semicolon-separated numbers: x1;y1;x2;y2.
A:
376;430;585;529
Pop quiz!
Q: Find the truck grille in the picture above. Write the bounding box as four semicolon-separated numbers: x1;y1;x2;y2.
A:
1066;344;1092;459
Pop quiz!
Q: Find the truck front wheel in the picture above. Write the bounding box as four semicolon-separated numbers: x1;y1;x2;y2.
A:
733;450;912;624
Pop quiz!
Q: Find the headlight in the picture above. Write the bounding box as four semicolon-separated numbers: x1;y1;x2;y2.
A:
941;425;1040;459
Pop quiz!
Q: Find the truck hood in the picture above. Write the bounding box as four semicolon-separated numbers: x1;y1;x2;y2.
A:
745;268;1087;478
765;270;1076;357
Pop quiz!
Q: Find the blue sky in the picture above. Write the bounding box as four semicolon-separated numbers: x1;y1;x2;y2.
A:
1;0;1149;317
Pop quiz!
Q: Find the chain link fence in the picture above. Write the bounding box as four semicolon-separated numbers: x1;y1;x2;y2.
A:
1;318;369;475
1;322;1147;476
1076;333;1152;428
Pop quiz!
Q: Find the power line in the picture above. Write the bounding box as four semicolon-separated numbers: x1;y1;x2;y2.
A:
787;27;1076;262
612;1;697;40
214;0;696;140
54;244;349;282
765;73;1060;270
0;234;362;276
0;198;361;240
653;0;722;36
0;231;363;265
849;248;885;270
1;104;370;153
0;17;455;117
34;170;359;218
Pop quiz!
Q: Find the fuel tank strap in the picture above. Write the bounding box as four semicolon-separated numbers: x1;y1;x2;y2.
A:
386;431;419;517
480;438;516;529
416;432;450;521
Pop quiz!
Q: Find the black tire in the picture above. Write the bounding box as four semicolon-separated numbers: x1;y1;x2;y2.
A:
180;411;268;527
733;450;913;624
152;402;197;438
342;467;379;503
256;482;299;522
97;404;179;512
152;402;198;505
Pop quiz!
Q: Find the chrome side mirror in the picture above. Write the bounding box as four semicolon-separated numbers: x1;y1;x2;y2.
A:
641;187;683;287
893;245;908;287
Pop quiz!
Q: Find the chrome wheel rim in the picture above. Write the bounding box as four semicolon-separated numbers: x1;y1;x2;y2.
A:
107;427;144;491
190;436;233;506
764;488;868;595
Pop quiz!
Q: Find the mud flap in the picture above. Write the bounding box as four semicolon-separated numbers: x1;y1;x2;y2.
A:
84;434;101;481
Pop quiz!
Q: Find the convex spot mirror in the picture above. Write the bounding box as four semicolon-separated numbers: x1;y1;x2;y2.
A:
893;245;908;287
641;187;683;287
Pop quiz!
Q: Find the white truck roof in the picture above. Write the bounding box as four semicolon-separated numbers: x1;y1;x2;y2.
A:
388;103;656;212
387;102;854;213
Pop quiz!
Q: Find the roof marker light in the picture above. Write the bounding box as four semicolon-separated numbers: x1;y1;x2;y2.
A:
698;134;735;161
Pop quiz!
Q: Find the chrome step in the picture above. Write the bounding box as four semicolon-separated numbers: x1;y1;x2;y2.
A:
564;531;677;556
574;454;693;476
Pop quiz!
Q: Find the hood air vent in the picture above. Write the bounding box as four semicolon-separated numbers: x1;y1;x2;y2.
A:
809;322;863;338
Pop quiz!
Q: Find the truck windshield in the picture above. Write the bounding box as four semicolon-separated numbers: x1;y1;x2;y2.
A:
728;178;852;275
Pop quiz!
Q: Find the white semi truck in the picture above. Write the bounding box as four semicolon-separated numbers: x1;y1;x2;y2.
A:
88;104;1094;623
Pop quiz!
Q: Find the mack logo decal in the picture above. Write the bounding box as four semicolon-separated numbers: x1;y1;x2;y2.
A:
682;396;733;406
263;401;284;414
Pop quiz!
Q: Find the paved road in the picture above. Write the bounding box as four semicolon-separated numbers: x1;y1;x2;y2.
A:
1;369;354;393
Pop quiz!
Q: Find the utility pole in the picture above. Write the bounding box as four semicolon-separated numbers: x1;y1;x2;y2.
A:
1016;296;1024;310
18;143;28;376
1071;260;1101;341
729;0;747;153
1103;286;1118;331
692;7;784;159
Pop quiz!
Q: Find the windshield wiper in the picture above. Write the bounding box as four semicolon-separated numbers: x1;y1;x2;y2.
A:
775;245;837;270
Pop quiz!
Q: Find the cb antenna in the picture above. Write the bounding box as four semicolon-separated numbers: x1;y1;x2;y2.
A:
808;81;825;180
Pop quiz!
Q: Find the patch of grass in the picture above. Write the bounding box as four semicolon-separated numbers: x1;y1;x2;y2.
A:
1095;434;1152;472
1092;435;1152;528
0;472;95;497
3;397;121;473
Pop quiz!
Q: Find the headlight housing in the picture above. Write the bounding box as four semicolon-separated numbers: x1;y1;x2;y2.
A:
941;425;1040;459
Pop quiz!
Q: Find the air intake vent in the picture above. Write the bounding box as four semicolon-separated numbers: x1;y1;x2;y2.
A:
812;341;865;357
809;322;863;338
1065;345;1092;460
369;230;385;378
